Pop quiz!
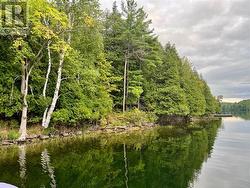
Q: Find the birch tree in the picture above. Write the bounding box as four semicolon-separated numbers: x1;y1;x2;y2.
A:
12;0;68;139
27;0;68;128
42;44;69;128
42;0;71;128
13;38;44;141
43;0;112;127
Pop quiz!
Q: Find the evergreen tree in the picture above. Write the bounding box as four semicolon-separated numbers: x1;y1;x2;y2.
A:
143;43;189;115
201;79;219;114
104;1;126;110
104;0;153;112
180;58;206;116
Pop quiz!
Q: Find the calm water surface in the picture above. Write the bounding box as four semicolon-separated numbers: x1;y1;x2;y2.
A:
0;118;249;188
192;117;250;188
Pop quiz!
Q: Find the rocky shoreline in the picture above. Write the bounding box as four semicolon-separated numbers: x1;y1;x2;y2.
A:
0;115;221;147
0;123;157;147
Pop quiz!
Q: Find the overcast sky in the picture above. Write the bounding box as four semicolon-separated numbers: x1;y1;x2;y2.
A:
100;0;250;102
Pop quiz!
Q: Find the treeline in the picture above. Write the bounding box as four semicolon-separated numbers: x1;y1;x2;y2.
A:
222;100;250;113
0;0;219;140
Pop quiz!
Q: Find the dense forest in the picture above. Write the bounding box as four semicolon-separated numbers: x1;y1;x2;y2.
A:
0;0;220;140
222;100;250;114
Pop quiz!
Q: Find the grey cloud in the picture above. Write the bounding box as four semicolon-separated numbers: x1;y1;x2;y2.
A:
230;0;250;16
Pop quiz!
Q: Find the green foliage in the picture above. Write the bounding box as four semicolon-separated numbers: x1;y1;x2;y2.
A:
222;100;250;114
104;0;154;109
0;120;19;129
202;80;220;114
42;127;57;136
102;109;156;127
7;130;20;140
179;59;206;115
1;0;112;126
124;109;156;126
143;44;189;115
51;0;113;124
0;39;22;117
104;2;217;117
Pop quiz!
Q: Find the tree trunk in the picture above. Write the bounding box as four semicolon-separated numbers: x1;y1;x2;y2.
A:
42;108;48;128
42;5;73;128
19;63;29;141
43;40;52;97
43;50;65;128
126;60;129;110
123;54;128;113
42;41;52;127
21;65;25;95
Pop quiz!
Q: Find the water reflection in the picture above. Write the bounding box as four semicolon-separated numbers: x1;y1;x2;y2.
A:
41;149;56;188
192;118;250;188
18;145;26;188
123;144;129;188
0;120;222;188
235;112;250;120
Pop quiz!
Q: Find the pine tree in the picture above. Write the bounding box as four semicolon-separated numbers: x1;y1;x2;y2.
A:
104;0;153;112
144;43;189;115
180;58;206;116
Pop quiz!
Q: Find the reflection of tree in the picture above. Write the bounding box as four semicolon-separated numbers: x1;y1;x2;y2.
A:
123;144;129;188
41;149;56;188
0;121;221;188
206;121;221;157
18;145;26;188
125;121;221;188
235;111;250;120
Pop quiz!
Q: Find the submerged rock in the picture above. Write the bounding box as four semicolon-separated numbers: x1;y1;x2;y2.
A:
142;122;155;127
17;139;26;144
27;135;39;140
76;131;83;135
61;133;70;137
1;141;14;146
39;135;50;140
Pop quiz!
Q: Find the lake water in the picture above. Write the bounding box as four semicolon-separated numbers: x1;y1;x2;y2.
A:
0;118;249;188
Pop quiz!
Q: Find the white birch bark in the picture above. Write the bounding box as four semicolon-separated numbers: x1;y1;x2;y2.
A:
42;51;65;128
19;63;30;141
43;40;52;97
18;42;44;140
21;65;25;95
42;41;52;127
42;6;73;128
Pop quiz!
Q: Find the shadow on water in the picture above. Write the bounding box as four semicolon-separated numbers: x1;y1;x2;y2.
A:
0;120;221;188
